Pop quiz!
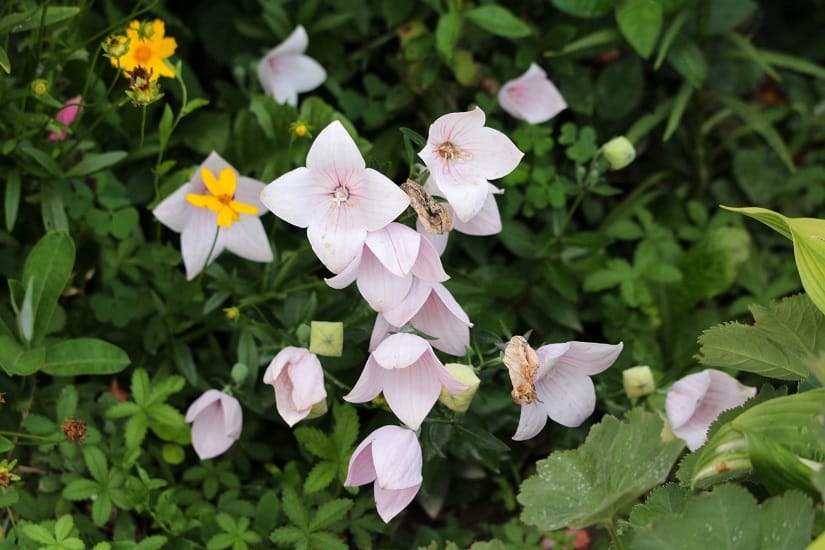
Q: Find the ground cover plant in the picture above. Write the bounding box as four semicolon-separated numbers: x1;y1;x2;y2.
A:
1;0;824;548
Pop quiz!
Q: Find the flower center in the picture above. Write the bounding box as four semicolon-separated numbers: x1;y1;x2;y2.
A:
186;167;258;229
134;44;152;63
437;141;473;161
332;184;349;205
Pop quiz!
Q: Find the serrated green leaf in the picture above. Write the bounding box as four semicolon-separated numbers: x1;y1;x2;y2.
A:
207;533;235;549
627;484;691;529
309;499;353;532
269;526;307;545
42;338;130;376
56;385;78;422
332;403;359;453
759;491;815;549
62;478;100;500
92;491;112;526
54;514;73;541
125;411;149;449
83;446;108;482
518;409;683;530
281;487;309;529
105;401;141;419
148;374;185;404
465;6;531;38
304;461;337;494
308;531;349;550
22;523;55;544
615;0;662;59
295;427;337;460
131;368;151;406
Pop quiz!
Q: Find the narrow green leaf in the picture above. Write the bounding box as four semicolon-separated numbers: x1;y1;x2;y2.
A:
552;0;614;18
17;278;34;344
269;526;306;545
663;81;693;141
158;104;174;149
465;6;531;38
181;98;209;117
0;45;10;73
19;144;62;177
131;368;151;405
759;49;825;81
717;96;795;172
547;28;621;57
281;487;309;529
41;182;69;232
92;491;112;526
615;0;663;59
42;338;130;376
4;169;20;231
435;12;462;60
654;10;688;69
125;412;149;449
667;37;707;88
303;461;337;494
21;231;75;346
64;151;127;178
54;514;74;541
295;427;337;460
721;206;791;239
725;32;781;81
0;6;81;34
83;446;108;482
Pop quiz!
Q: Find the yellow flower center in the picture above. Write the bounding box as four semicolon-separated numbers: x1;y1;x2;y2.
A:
294;123;308;137
134;44;152;63
186;167;258;228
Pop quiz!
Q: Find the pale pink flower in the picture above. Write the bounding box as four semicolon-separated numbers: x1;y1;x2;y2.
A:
370;279;472;356
498;63;567;124
666;369;756;451
344;333;468;429
262;347;327;427
153;151;273;279
345;425;422;522
48;95;82;141
261;120;410;273
185;389;243;460
418;107;522;222
326;222;448;312
512;341;623;441
425;179;504;237
257;25;326;106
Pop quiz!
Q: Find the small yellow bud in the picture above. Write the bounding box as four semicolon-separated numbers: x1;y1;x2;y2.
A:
30;79;48;96
224;306;240;321
290;120;312;139
602;136;636;170
306;399;328;420
101;34;130;59
309;321;343;357
438;363;481;413
622;365;655;399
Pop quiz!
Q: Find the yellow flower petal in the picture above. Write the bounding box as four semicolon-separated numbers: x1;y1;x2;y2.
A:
217;208;235;228
201;168;224;197
186;193;222;212
217;168;237;196
230;200;257;216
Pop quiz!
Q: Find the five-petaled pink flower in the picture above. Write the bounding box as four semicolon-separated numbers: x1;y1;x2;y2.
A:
326;222;448;312
498;63;567;124
666;369;756;451
345;425;422;522
344;333;467;429
48;96;82;141
418;107;522;223
257;25;326;106
185;389;243;460
511;341;623;441
153;151;273;280
263;347;327;427
260;120;410;274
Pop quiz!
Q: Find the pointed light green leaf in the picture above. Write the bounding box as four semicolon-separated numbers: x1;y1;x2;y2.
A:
42;338;130;376
518;409;683;530
465;6;531;38
552;0;615;18
0;6;81;34
0;45;9;73
22;523;56;544
21;231;75;346
54;514;74;541
65;151;127;178
615;0;663;59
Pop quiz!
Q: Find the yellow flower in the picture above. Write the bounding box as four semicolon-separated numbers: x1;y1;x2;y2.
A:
186;167;258;228
30;79;48;96
114;19;177;80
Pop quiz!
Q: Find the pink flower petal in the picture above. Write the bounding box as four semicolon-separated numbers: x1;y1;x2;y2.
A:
345;435;378;487
382;278;431;327
185;389;224;422
324;252;362;289
271;54;326;96
368;314;396;352
416;220;449;256
382;360;442;429
451;184;504;236
260;167;322;228
370;426;423;489
307;212;368;274
153;181;194;233
288;354;327;410
512;402;548;441
372;333;430;369
180;211;226;280
374;484;421;523
344;358;385;403
665;370;712;430
356;249;413;312
190;403;236;459
269;25;309;57
410;237;449;282
552;341;624;376
349;168;410;231
410;291;471;356
223;215;273;262
498;63;567;124
219;393;243;439
365;223;420;277
535;367;596;428
306;120;365;184
235;176;268;215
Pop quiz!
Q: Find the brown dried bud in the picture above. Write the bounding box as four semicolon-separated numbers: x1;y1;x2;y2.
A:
503;335;540;405
125;66;163;106
62;417;87;443
401;179;452;234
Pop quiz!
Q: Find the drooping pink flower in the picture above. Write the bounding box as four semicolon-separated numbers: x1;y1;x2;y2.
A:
153;151;273;279
326;222;448;312
666;369;756;451
261;120;410;273
185;389;243;460
418;107;522;222
498;63;567;124
48;95;82;141
262;347;327;427
426;179;504;236
344;333;468;429
510;341;623;441
370;279;472;356
257;25;326;106
345;425;422;522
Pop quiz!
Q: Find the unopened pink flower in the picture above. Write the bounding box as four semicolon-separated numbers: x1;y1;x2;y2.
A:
153;151;273;279
48;95;82;141
345;333;467;429
512;341;623;441
418;107;522;222
257;25;326;106
185;389;243;460
498;63;567;124
326;222;448;312
261;120;410;273
666;369;756;451
345;425;422;522
263;347;327;427
371;279;472;356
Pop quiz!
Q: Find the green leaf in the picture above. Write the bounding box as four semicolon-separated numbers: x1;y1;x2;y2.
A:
331;403;359;453
725;32;781;81
125;412;149;449
269;526;306;545
0;336;44;376
17;278;34;344
21;231;75;346
18;144;62;177
667;37;707;88
627;484;691;529
309;499;353;531
22;523;56;544
281;487;309;529
158;104;174;149
83;446;108;482
0;6;80;34
654;10;689;69
0;435;13;453
435;12;462;60
746;431;817;496
92;491;112;526
105;401;141;419
758;491;815;549
54;514;73;541
56;384;78;420
518;409;683;530
465;6;531;38
0;45;9;73
759;49;825;81
663;80;693;141
42;338;130;376
131;368;151;405
615;0;663;59
5;169;20;231
303;461;337;494
181;98;209;117
717;97;794;172
552;0;614;18
64;151;127;178
308;531;349;550
62;478;100;500
295;427;337;460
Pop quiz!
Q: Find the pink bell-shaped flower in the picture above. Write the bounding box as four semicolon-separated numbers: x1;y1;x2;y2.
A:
48;96;82;141
263;347;327;427
185;389;243;460
257;25;326;106
498;63;567;124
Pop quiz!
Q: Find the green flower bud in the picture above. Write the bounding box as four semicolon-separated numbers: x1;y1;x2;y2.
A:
306;399;328;420
622;365;655;399
602;136;636;170
230;363;249;385
30;79;48;96
309;321;343;357
438;363;480;413
162;444;185;465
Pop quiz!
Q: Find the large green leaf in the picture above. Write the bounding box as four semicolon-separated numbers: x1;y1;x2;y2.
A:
615;0;663;59
552;0;614;18
464;6;531;38
0;336;44;376
0;6;80;34
518;409;683;530
42;338;130;376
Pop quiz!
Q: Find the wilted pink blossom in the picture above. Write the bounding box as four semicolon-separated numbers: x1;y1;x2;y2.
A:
370;279;472;356
345;425;422;522
153;152;273;279
418;107;522;222
261;120;410;274
263;347;327;427
426;179;504;237
498;63;567;124
344;333;468;429
185;389;243;460
511;341;623;441
666;369;756;450
326;222;448;312
48;96;82;141
257;25;326;106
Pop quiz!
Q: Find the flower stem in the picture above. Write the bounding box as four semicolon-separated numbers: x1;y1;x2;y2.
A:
604;519;624;550
140;104;147;149
197;227;221;282
0;430;63;443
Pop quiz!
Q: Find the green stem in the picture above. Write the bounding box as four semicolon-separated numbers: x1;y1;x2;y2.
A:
322;370;352;393
556;191;585;239
0;430;63;443
604;519;624;550
140;104;147;149
197;227;221;283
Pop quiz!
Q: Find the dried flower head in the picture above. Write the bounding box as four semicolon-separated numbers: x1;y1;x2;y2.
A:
62;417;88;443
102;34;130;59
0;459;19;489
401;179;452;235
125;66;163;106
503;336;540;405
